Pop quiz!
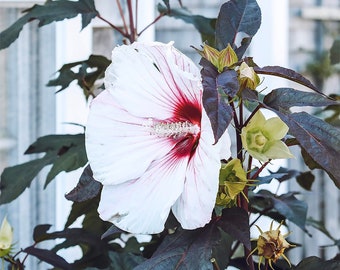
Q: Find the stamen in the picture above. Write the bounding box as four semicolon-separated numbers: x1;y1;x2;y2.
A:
143;118;200;138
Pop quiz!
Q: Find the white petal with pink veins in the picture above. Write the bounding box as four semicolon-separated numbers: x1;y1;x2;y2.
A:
86;90;174;185
98;153;189;234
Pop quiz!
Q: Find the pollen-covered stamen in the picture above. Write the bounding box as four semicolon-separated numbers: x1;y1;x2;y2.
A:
144;118;200;139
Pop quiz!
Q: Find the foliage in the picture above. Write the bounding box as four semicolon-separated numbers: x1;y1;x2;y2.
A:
0;0;339;269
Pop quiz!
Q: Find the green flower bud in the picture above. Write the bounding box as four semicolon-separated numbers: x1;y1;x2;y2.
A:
0;217;13;257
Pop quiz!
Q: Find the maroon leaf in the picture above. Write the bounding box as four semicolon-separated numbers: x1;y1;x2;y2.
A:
65;165;102;202
217;207;251;250
254;66;320;93
135;226;220;270
24;246;72;270
201;59;233;143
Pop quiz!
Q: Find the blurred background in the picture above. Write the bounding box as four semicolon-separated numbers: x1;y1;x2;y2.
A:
0;0;339;269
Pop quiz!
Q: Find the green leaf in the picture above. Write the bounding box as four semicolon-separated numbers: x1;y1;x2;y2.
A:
0;134;87;205
47;55;111;97
157;3;216;45
296;171;315;191
23;246;72;270
254;66;320;93
264;88;339;112
215;0;261;57
0;153;56;205
201;58;233;143
45;142;87;187
65;165;101;202
294;256;340;270
330;38;340;65
25;134;87;187
0;0;98;50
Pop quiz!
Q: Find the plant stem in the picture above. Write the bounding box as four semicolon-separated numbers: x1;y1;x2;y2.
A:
116;0;129;34
126;0;136;43
97;14;127;37
138;13;165;36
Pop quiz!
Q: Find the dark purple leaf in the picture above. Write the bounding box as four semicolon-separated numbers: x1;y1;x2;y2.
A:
33;224;52;242
102;225;125;240
201;59;233;143
294;256;340;270
296;171;315;191
47;55;111;97
0;0;98;50
215;0;261;57
217;207;251;250
65;165;101;202
254;66;320;93
264;88;339;111
272;111;340;188
24;246;72;270
251;190;308;233
273;192;308;232
217;69;239;97
135;226;219;270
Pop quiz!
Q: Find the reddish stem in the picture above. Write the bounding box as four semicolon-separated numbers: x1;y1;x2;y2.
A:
97;14;127;37
126;0;136;42
116;0;129;34
138;13;165;36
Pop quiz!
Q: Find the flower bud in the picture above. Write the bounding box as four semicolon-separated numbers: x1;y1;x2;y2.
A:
0;217;13;257
238;62;260;90
200;44;238;73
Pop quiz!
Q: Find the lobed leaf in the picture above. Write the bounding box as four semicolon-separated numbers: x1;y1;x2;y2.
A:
47;55;111;97
23;246;72;270
215;0;261;57
135;226;220;270
272;111;340;188
0;134;88;205
264;88;339;112
200;59;233;143
296;171;315;191
0;153;56;205
294;256;340;270
217;207;251;249
254;66;320;93
0;0;98;50
250;190;308;233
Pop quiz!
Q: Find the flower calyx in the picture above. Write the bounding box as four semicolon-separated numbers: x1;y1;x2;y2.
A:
238;62;260;90
249;221;295;270
216;159;254;208
199;43;238;73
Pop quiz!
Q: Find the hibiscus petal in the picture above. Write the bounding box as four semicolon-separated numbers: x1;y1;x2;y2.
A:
98;154;189;234
172;111;231;229
104;42;201;120
86;90;174;185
